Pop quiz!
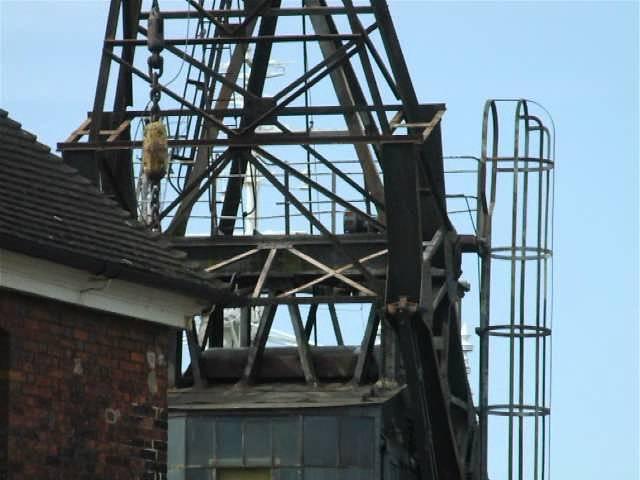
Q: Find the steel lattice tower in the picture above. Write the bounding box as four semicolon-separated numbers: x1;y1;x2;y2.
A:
60;2;555;479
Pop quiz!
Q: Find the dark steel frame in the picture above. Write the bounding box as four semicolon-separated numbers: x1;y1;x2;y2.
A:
61;2;481;479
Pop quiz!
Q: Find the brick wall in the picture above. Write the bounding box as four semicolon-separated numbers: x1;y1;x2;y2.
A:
0;288;170;480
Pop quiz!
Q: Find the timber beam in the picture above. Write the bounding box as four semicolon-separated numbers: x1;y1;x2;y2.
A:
168;234;476;292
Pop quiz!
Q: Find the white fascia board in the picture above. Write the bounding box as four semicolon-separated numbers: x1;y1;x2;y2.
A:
0;248;209;329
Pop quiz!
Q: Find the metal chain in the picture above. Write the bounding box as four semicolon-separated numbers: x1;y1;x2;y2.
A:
147;0;165;230
151;183;161;229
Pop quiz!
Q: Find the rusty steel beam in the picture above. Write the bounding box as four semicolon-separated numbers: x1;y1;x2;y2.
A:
57;131;428;151
217;1;282;235
63;8;481;480
96;103;414;118
382;142;466;480
139;6;375;19
307;0;385;215
106;33;364;46
201;346;379;383
166;15;260;236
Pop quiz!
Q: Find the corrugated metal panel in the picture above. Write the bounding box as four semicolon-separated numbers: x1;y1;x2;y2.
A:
272;418;301;466
339;417;374;467
168;417;186;480
217;420;243;466
304;468;339;480
303;417;338;466
339;468;371;480
187;416;214;467
170;407;384;478
245;419;272;466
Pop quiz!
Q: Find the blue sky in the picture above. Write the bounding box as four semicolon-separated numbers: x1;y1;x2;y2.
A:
1;1;638;479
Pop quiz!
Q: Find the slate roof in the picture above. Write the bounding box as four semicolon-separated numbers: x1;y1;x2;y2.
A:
0;109;232;301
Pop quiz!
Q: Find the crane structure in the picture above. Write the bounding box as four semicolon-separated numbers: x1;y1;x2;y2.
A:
59;2;554;480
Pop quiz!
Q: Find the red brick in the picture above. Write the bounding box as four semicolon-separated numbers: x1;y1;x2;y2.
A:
1;289;170;480
8;370;24;382
130;351;146;364
119;360;143;372
72;328;89;341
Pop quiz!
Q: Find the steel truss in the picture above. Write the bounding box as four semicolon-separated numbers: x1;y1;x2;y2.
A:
62;1;480;479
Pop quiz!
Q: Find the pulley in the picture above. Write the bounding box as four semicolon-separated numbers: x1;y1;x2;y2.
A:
147;0;165;122
147;0;165;56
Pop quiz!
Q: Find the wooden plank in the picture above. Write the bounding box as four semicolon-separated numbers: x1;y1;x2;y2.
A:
389;110;405;132
64;117;92;143
328;303;344;346
204;248;260;272
239;307;251;347
185;319;205;388
352;304;379;385
422;109;445;142
420;255;434;327
252;248;277;298
240;304;277;384
423;228;445;261
288;247;376;296
303;304;318;342
106;119;131;142
432;283;448;312
200;305;224;350
288;304;318;385
278;248;387;297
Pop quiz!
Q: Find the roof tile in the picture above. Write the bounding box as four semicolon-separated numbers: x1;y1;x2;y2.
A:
0;109;232;301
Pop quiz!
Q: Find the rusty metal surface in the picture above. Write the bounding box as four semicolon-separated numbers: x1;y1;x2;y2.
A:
168;381;404;410
64;2;485;479
199;345;379;382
